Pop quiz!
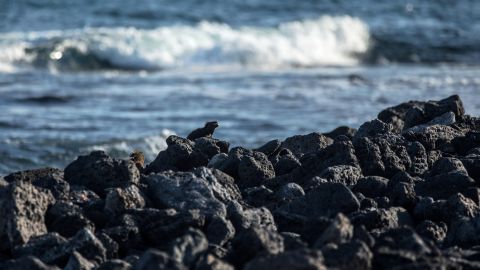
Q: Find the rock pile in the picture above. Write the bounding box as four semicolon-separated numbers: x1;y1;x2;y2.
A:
1;95;480;269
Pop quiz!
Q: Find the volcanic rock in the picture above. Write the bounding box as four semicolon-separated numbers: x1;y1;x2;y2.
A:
0;181;55;248
65;151;139;196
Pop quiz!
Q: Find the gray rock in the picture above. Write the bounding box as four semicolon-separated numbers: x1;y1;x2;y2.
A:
276;183;305;201
0;181;55;247
403;95;464;129
12;232;67;259
96;233;119;260
271;148;301;176
322;241;373;270
355;119;393;139
281;183;360;218
353;176;389;198
350;207;413;231
375;227;433;255
145;135;202;173
445;193;479;220
464;187;480;205
140;209;205;247
453;131;480;155
378;100;424;132
427;150;442;168
428;157;468;176
227;202;277;232
403;111;456;134
324;126;357;140
135;249;187;270
46;201;95;238
4;167;69;200
244;249;326;270
214;147;250;178
195;254;234;270
317;165;362;186
105;185;146;216
413;197;446;222
406;141;429;175
281;232;308;251
65;151;140;196
416;220;447;244
299;139;360;185
4;167;63;183
146;167;238;218
388;182;417;209
124;255;140;267
238;151;276;188
168;228;208;266
207;153;228;168
243;185;275;207
445;217;479;247
69;186;101;206
207;168;243;203
16;228;106;266
360;197;377;209
193;137;228;159
206;216;235;246
445;216;480;247
64;228;107;265
0;256;61;270
64;251;96;270
281;132;332;158
403;124;463;151
255;139;281;156
96;259;132;270
2;95;479;268
424;95;465;120
354;134;412;178
314;213;353;248
213;147;276;189
102;225;141;255
416;172;475;200
232;226;284;268
75;230;109;265
353;226;375;248
461;155;480;183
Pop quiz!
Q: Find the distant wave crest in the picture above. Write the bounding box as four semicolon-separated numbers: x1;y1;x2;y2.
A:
0;16;370;72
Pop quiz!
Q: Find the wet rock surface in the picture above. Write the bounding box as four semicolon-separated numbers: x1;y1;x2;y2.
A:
1;96;480;269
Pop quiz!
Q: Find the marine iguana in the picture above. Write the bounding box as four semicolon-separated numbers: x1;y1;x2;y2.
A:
187;121;219;140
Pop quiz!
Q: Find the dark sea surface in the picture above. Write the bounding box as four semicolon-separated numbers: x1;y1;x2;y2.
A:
0;0;479;174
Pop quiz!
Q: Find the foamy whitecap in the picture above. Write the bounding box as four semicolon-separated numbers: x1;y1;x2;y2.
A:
0;16;370;72
84;129;175;162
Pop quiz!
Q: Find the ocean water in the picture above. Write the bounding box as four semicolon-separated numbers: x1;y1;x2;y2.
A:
0;0;479;174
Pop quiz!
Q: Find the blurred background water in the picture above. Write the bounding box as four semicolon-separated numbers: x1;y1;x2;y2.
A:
0;0;479;174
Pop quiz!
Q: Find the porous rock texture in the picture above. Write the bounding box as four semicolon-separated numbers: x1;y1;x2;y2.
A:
2;95;480;269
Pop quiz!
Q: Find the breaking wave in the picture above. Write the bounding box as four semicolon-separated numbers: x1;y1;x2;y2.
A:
84;129;175;162
0;16;370;72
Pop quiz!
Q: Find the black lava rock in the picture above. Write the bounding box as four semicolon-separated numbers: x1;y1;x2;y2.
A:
281;132;332;158
231;226;284;268
65;151;139;196
353;176;389;198
3;95;480;269
280;182;360;219
0;181;55;248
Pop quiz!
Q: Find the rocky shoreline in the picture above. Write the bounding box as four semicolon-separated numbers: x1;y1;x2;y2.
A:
1;95;480;269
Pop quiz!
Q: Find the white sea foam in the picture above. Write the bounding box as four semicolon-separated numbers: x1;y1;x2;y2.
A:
85;129;175;162
0;16;370;72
